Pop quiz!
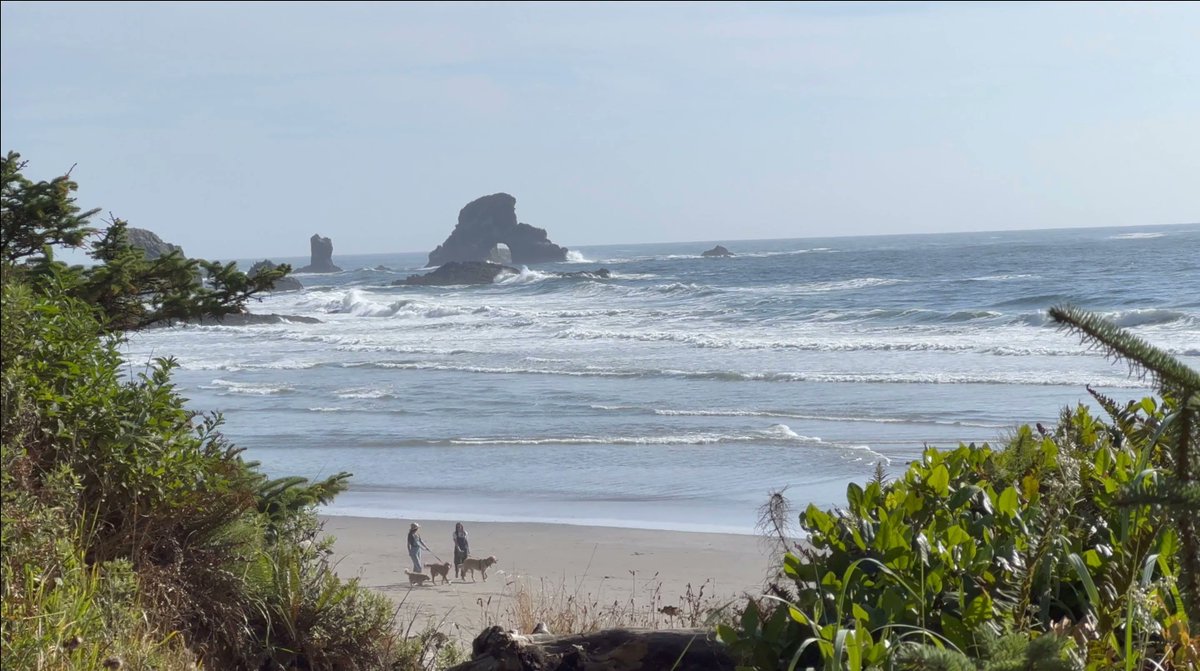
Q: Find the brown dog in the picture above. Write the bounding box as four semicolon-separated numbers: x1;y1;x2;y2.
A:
428;562;452;584
460;555;497;582
404;570;430;586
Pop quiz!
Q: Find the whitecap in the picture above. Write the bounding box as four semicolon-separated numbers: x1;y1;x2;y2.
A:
1108;232;1166;240
200;379;294;395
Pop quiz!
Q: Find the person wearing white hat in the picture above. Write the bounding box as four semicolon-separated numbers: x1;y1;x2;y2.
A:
407;522;432;573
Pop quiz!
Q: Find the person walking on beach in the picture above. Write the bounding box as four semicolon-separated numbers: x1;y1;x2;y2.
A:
407;522;431;573
452;522;470;579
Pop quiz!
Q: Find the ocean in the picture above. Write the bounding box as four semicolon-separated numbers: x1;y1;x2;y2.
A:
122;225;1199;535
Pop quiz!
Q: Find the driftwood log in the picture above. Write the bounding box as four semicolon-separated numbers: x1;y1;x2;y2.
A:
446;625;737;671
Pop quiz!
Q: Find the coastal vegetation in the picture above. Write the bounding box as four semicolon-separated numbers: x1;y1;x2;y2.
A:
3;150;1194;670
1;152;461;669
724;309;1198;669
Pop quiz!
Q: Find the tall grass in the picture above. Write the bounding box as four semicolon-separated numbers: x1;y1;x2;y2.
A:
475;572;731;636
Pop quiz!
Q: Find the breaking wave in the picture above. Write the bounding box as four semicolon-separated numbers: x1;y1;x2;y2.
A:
200;379;294;395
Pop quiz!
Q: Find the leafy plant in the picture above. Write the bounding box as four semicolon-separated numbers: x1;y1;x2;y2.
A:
728;307;1195;670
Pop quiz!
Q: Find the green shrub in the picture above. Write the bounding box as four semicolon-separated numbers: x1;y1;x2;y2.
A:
724;308;1196;670
2;152;445;669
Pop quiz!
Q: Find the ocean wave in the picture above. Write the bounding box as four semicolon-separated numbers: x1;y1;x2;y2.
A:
643;282;719;296
965;274;1040;282
496;267;556;284
606;272;658;280
554;327;1097;355
334;387;396;400
421;424;888;460
565;250;591;263
785;277;905;293
371;361;1151;387
648;408;1006;429
438;424;815;445
1109;232;1167;240
176;359;322;372
1101;309;1194;328
325;289;480;319
200;379;294;395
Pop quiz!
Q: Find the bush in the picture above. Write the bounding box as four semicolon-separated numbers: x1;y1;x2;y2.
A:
2;152;448;668
723;309;1197;670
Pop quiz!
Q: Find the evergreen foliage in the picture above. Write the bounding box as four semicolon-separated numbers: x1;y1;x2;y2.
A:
1;151;290;330
1;151;452;668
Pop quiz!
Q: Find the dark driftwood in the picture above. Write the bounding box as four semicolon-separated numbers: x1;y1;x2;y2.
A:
446;626;736;671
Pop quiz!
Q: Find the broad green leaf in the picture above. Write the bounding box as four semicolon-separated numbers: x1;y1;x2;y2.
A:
997;486;1019;517
788;606;809;625
927;464;950;496
963;592;993;628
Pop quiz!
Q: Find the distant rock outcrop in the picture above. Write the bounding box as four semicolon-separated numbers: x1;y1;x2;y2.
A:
558;268;611;279
126;227;183;260
428;193;568;266
396;261;517;286
247;260;303;292
701;245;734;257
297;234;342;273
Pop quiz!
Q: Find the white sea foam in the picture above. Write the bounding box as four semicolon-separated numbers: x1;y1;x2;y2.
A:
966;274;1040;282
1109;232;1166;240
651;408;1005;429
792;277;905;293
565;250;591;263
334;387;395;400
443;426;821;446
370;361;1150;387
200;379;294;395
496;267;556;284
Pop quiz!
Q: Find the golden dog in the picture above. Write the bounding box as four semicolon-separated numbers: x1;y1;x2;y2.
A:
428;562;452;585
404;570;430;586
460;555;497;582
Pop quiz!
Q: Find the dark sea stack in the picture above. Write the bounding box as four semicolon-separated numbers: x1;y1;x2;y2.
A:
126;227;183;260
297;234;343;273
247;260;303;291
396;261;517;286
557;268;611;279
701;245;734;257
428;193;568;266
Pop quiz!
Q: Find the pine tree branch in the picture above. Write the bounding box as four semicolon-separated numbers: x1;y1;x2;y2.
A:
1048;304;1200;393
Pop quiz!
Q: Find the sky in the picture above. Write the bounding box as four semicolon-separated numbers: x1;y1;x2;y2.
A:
2;2;1198;259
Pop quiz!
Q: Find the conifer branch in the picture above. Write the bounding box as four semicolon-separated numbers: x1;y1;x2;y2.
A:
1048;304;1200;393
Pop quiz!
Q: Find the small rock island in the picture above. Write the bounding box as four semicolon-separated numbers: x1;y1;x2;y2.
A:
701;245;734;257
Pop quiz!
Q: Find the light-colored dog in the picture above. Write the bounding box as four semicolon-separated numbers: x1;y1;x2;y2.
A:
404;570;430;586
428;562;452;584
460;555;497;582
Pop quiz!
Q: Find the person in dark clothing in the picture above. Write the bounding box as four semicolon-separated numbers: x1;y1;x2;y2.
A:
452;522;470;579
408;522;431;572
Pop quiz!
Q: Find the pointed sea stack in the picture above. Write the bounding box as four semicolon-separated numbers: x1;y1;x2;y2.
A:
428;193;568;266
297;234;342;273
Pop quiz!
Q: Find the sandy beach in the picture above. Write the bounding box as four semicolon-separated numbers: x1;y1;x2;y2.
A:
319;516;777;641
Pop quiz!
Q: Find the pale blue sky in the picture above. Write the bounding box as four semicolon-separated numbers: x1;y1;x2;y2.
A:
2;1;1197;259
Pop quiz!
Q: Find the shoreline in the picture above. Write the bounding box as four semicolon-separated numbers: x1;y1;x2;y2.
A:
318;515;780;641
319;503;765;537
